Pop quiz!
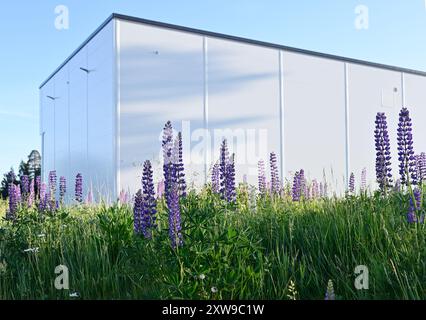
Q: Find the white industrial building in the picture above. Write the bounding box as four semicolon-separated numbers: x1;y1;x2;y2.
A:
40;13;426;199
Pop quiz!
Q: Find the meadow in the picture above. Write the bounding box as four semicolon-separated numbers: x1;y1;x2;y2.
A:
0;109;425;300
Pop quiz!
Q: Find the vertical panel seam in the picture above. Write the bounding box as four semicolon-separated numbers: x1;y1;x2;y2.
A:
344;63;350;189
115;19;121;197
203;36;209;184
401;72;406;106
279;50;285;185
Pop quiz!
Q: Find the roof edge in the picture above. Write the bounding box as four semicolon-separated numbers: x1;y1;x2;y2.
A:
39;12;426;89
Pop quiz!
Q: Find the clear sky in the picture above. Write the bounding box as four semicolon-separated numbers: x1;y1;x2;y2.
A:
0;0;425;174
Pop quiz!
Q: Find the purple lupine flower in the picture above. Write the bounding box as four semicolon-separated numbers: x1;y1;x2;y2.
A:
75;173;83;203
219;139;230;200
226;154;236;203
292;171;301;202
168;183;183;249
7;184;19;220
86;189;93;205
375;112;393;192
175;132;187;197
35;176;41;199
157;181;165;198
211;163;220;194
312;179;319;199
28;179;35;207
258;160;267;195
270;152;280;194
48;171;57;200
38;183;48;212
141;160;157;239
133;189;143;234
299;169;306;198
349;172;355;194
20;175;30;197
407;187;422;224
243;174;248;185
361;168;367;192
218;139;236;203
397;108;416;186
325;280;335;301
162;121;174;207
319;182;324;198
59;176;66;204
415;152;426;184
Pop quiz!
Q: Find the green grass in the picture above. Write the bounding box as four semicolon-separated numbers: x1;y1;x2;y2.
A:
0;187;425;300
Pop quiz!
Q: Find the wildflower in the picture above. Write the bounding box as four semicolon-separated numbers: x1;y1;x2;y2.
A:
397;108;416;186
7;184;19;221
141;160;157;239
219;140;236;203
312;179;319;199
199;274;206;280
59;176;66;204
168;183;183;249
248;186;257;213
38;183;48;212
35;175;41;199
162;121;174;207
175;132;187;197
225;154;236;203
28;179;35;207
325;280;335;300
270;152;280;194
349;172;355;194
133;189;143;234
407;187;422;224
48;171;57;204
258;160;267;195
375;112;393;192
361;167;367;192
86;189;93;205
292;171;301;202
75;173;83;203
157;181;165;198
20;175;30;197
211;163;220;194
211;287;218;294
415;152;426;184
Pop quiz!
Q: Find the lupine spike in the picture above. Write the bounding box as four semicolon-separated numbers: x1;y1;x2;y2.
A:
28;179;35;207
407;187;422;224
133;189;143;234
226;154;236;203
162;121;174;208
176;132;187;197
59;176;66;204
270;152;280;194
75;173;83;203
141;160;157;239
211;163;220;194
375;112;393;192
397;107;416;186
292;171;301;202
361;168;367;192
258;160;267;195
219;139;230;200
349;172;355;194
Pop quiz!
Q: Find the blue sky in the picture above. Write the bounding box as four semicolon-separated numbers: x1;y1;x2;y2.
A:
0;0;425;174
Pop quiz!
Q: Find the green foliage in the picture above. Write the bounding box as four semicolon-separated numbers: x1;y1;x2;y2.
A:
0;189;425;300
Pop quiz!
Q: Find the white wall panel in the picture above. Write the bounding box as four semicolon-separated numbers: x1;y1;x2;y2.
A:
53;67;69;194
119;20;205;194
207;39;281;186
283;52;346;194
68;47;88;199
348;64;402;190
405;73;426;156
40;81;55;182
87;21;115;201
